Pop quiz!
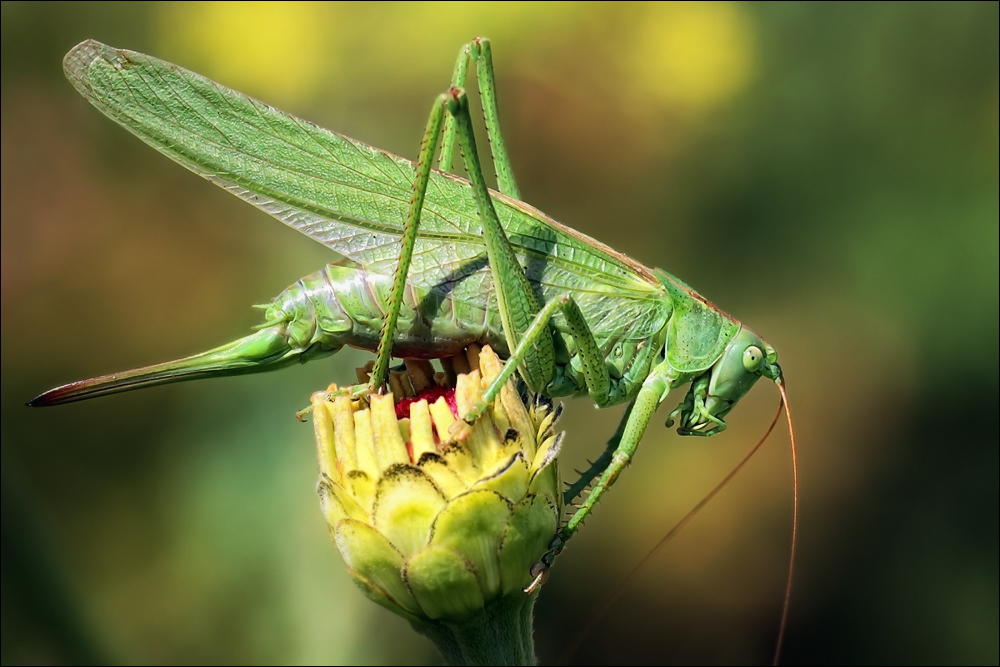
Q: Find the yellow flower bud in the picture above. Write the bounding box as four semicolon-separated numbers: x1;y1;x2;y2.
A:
312;345;562;664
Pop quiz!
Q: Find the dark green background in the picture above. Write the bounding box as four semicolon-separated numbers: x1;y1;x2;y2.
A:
2;2;997;664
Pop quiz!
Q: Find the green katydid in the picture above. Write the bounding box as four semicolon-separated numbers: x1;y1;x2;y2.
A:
30;38;797;629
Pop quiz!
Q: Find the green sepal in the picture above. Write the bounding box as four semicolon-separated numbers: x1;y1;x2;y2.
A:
334;518;421;616
403;545;484;620
346;568;426;626
474;450;530;503
429;489;512;601
528;432;563;499
440;441;479;486
499;494;559;595
416;453;469;500
373;464;447;556
345;469;375;516
318;477;369;525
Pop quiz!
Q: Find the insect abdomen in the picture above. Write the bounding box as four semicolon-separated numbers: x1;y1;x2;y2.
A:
267;261;508;360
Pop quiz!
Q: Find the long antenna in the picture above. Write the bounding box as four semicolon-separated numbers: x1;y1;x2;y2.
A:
773;379;798;666
558;399;786;666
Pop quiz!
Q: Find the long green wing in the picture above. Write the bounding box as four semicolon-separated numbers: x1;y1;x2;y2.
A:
63;40;669;347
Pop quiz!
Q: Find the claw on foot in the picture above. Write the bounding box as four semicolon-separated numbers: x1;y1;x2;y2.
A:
524;529;567;593
446;418;474;443
301;383;373;421
524;561;549;594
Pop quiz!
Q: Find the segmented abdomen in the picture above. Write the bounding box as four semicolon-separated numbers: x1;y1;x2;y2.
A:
264;260;508;359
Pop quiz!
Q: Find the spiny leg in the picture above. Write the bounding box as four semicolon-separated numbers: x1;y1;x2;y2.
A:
446;87;554;393
450;292;612;440
445;82;647;534
372;39;520;392
563;400;636;506
368;95;447;392
368;50;654;573
438;38;520;199
437;45;469;175
543;362;676;564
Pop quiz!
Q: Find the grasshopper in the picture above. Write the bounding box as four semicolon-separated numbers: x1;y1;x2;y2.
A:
31;38;791;580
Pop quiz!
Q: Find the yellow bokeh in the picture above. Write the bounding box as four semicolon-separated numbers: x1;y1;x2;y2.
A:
155;2;337;104
630;1;756;113
152;1;578;106
326;1;571;81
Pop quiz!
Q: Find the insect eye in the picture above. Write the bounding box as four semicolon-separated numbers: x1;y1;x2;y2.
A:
743;346;764;372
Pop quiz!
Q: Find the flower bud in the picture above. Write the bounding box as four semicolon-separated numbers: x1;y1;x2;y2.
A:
312;345;563;628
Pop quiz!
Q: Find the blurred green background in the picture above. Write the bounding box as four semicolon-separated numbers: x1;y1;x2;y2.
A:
2;2;996;664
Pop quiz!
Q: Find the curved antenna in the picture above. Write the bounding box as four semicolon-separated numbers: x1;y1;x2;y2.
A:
558;398;786;666
773;378;798;666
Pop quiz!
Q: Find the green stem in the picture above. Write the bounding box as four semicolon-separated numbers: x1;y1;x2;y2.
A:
412;592;538;666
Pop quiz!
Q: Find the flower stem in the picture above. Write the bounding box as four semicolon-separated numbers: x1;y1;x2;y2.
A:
412;592;538;666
